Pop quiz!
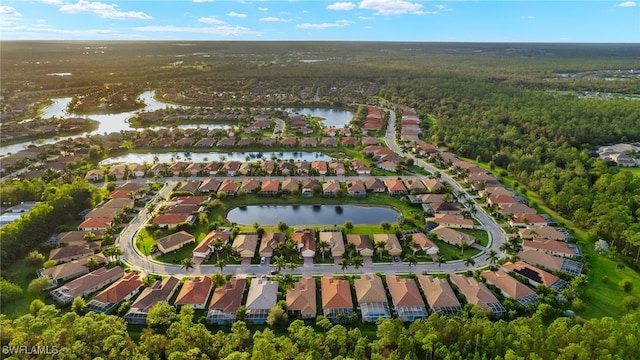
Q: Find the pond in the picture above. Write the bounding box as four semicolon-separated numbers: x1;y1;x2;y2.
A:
286;108;354;128
100;151;336;165
226;205;401;226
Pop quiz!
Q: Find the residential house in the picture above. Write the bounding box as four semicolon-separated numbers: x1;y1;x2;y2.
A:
422;178;444;192
296;161;311;175
222;161;241;176
86;272;143;314
240;178;261;194
519;226;568;241
293;229;316;258
108;164;127;180
431;214;476;230
301;178;319;197
245;278;279;324
194;138;215;148
509;214;548;228
320;231;345;258
404;178;426;193
168;161;190;176
259;180;280;196
199;178;221;193
260;138;275;147
50;266;124;305
78;217;112;231
346;234;374;257
207;278;247;325
417;275;462;315
499;203;537;215
280;137;298;147
84;169;104;182
377;161;398;173
281;178;299;194
38;261;90;287
373;234;402;257
217;180;239;197
261;161;276;175
502;261;567;292
203;161;220;175
321;137;338;147
355;274;391;322
156;231;196;254
322;180;341;197
185;163;202;177
217;138;236;148
311;161;327;175
365;177;386;193
384;179;408;196
300;138;317;147
329;161;346;175
124;277;180;324
286;276;317;319
171;195;209;205
488;194;518;205
259;232;286;258
429;226;475;247
175;138;194;148
175;276;214;309
49;244;94;263
177;180;201;193
482;269;538;307
238;163;252;176
279;161;293;176
518;250;583;276
346;179;366;198
521;239;581;259
410;232;439;255
386;276;428;322
350;160;371;175
152;214;193;229
193;230;230;260
321;276;353;322
232;234;259;258
449;274;505;317
341;137;358;147
237;138;254;147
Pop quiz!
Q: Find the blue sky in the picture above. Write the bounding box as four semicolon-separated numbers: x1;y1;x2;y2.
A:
1;1;638;42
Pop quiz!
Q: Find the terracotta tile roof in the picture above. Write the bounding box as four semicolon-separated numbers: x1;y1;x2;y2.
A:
320;231;344;257
41;260;90;281
518;250;566;270
404;178;426;191
152;214;191;226
293;230;316;253
503;261;561;287
417;275;461;312
175;276;213;306
386;276;426;308
322;180;341;193
91;272;142;304
482;269;536;300
365;177;385;190
232;234;259;257
450;274;502;312
521;239;574;256
518;226;567;240
78;217;112;230
218;180;239;193
259;232;285;255
171;196;209;205
240;178;261;192
432;214;475;228
286;277;317;316
373;234;402;253
384;179;407;192
260;180;280;192
163;204;199;214
346;234;373;253
346;179;366;193
52;266;124;300
321;276;353;309
209;278;247;313
354;274;388;303
281;178;299;192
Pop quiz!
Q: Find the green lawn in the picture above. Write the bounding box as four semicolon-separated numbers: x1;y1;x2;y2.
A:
2;261;61;319
623;167;640;178
156;242;199;264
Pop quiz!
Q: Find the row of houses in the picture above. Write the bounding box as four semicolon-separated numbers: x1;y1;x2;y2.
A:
397;106;422;141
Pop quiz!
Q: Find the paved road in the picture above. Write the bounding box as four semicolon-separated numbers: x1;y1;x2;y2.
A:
117;109;508;278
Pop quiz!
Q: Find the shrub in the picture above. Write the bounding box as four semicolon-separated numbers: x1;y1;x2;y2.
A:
620;279;633;293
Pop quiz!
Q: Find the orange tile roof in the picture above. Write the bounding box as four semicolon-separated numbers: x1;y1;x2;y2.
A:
92;272;142;304
286;277;317;316
175;276;213;306
209;278;247;313
321;276;353;309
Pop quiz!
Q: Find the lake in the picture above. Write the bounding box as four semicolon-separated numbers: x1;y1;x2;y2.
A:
100;151;336;165
287;108;354;128
226;205;400;225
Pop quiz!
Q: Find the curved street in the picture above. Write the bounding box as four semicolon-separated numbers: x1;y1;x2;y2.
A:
117;109;507;278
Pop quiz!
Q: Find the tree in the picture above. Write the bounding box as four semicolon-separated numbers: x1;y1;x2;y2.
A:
404;254;418;269
277;221;289;232
86;256;100;270
595;239;610;255
273;255;286;273
340;258;352;273
409;240;421;256
0;278;23;304
267;304;288;328
29;299;45;314
147;301;178;332
43;260;57;269
487;249;499;265
25;250;46;267
215;259;226;274
381;221;391;230
236;305;247;321
435;255;445;271
352;256;364;270
180;258;194;271
463;256;476;269
211;273;226;287
71;296;86;314
317;240;330;261
28;276;52;294
83;231;97;242
344;220;354;230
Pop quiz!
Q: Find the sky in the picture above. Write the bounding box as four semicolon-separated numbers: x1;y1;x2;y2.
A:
0;1;638;42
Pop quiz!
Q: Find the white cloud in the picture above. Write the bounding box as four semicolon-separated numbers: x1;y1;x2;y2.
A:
0;6;22;17
0;6;23;26
259;17;291;22
358;16;375;20
434;4;446;10
296;19;352;29
59;0;151;20
413;10;438;15
327;2;356;11
359;0;423;15
134;25;259;36
40;0;62;4
227;11;247;18
616;1;636;7
198;16;226;24
258;7;268;11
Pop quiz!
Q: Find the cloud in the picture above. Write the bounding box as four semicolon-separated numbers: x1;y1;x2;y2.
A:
134;25;259;36
59;0;151;20
359;0;423;15
358;16;375;20
327;2;356;11
0;6;22;17
227;11;247;18
40;0;62;4
434;4;446;10
616;1;636;7
259;17;291;22
296;19;352;30
0;5;22;26
413;10;438;15
258;7;268;11
198;16;226;25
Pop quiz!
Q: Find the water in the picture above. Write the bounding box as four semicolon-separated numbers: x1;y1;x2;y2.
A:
100;151;335;165
226;205;400;225
286;108;353;128
1;91;182;155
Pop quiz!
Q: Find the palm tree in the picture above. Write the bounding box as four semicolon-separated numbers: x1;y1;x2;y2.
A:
352;256;364;271
404;254;418;270
375;241;386;261
435;255;445;272
210;273;226;287
463;256;476;269
409;240;421;256
317;240;330;261
212;238;225;261
273;255;286;273
339;258;351;273
215;259;226;274
86;256;99;271
344;242;357;259
180;258;194;272
487;250;499;266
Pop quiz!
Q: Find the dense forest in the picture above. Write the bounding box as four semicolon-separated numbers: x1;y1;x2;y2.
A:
2;303;639;360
